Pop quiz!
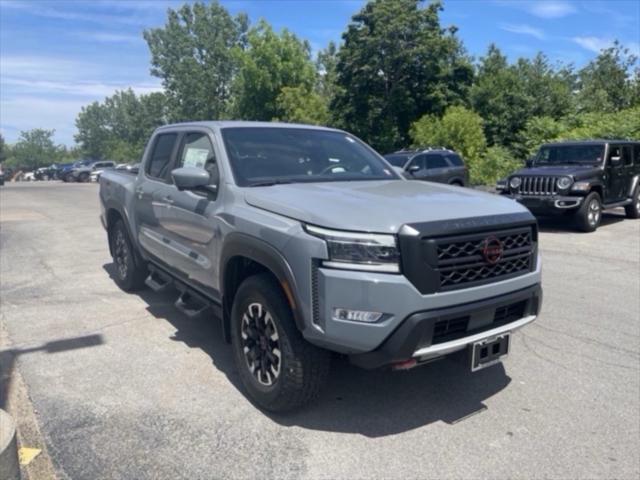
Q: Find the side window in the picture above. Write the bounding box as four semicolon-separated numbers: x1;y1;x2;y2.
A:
146;133;178;181
408;155;425;170
177;132;218;181
623;146;633;166
608;145;622;166
635;145;640;165
426;154;448;169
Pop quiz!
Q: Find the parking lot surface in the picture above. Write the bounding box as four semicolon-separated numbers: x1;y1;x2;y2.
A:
1;182;639;479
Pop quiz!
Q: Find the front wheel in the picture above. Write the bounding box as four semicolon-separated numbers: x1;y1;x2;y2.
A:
575;192;602;232
624;187;640;219
109;219;147;291
230;273;331;412
78;172;90;183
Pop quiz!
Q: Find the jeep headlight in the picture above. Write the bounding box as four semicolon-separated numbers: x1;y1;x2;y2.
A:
557;176;573;190
305;225;400;273
509;177;522;189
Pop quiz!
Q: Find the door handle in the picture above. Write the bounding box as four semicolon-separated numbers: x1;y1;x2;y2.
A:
162;196;174;205
135;187;143;199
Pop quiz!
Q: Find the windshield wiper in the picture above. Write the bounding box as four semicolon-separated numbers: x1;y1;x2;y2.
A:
248;179;295;187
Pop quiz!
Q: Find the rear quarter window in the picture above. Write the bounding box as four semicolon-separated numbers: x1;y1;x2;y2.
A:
446;154;464;167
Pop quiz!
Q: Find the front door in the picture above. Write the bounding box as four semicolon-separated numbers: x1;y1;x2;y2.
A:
154;130;222;297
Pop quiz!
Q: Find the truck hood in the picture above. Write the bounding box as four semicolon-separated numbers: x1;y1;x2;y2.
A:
244;180;529;233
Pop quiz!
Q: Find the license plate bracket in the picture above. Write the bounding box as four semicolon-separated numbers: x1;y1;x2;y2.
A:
471;334;510;372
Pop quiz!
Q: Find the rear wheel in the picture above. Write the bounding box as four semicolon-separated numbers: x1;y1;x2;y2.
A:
78;172;90;183
109;219;147;291
575;192;602;232
230;273;330;412
624;186;640;219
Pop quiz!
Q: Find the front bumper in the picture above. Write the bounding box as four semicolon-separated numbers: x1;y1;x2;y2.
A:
509;194;584;214
350;283;541;369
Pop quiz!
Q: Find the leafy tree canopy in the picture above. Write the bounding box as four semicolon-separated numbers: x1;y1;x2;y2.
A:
331;0;473;152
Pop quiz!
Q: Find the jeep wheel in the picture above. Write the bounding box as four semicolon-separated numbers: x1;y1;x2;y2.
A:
109;219;147;291
78;172;90;183
230;273;330;412
576;192;602;232
624;187;640;219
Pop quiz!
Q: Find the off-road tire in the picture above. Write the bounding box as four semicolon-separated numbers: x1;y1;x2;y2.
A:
109;219;147;291
575;191;602;232
230;273;331;412
78;172;90;183
624;186;640;219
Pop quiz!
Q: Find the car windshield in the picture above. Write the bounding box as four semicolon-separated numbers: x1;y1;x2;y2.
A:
383;154;409;167
535;145;605;165
221;127;399;187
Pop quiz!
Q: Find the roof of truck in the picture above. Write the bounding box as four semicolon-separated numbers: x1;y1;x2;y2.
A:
156;121;340;132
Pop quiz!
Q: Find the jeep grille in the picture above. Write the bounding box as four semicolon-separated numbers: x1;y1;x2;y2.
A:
514;176;559;195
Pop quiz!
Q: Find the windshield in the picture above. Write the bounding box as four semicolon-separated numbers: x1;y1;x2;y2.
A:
383;154;409;167
221;127;398;187
535;145;605;165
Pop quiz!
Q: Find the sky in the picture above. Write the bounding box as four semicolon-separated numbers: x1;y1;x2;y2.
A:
1;0;639;146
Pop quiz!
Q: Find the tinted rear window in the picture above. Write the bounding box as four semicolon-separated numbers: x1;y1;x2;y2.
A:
146;133;177;180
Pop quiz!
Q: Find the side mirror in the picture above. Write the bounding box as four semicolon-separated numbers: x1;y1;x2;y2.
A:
610;156;622;166
407;164;421;175
171;167;215;192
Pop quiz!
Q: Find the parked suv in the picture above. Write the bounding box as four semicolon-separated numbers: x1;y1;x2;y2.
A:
100;122;541;411
500;140;640;232
384;147;468;186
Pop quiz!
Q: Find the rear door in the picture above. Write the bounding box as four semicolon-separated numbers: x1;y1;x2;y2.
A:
425;153;451;183
621;144;636;198
153;129;223;296
605;144;626;202
135;131;181;265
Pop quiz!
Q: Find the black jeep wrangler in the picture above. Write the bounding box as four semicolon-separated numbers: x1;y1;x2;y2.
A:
499;140;640;232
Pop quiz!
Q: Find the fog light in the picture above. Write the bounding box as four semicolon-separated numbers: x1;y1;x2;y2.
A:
332;308;383;323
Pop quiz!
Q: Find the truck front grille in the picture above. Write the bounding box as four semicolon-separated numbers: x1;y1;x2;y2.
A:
432;227;534;291
514;176;558;195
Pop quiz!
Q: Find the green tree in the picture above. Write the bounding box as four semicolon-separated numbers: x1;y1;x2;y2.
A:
75;89;168;161
561;106;640;140
274;86;330;125
477;146;521;185
331;0;473;152
316;41;340;106
516;116;566;157
470;45;530;148
576;42;639;113
0;133;7;163
410;106;487;182
232;20;317;120
9;129;60;170
144;1;248;121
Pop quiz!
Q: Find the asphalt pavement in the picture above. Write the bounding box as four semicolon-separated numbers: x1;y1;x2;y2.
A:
1;182;638;479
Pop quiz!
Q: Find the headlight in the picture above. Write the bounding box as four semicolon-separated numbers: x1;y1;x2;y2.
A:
305;225;400;273
571;181;590;192
557;176;573;190
509;177;522;189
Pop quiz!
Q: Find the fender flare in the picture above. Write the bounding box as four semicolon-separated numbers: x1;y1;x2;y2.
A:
102;200;146;267
219;233;306;338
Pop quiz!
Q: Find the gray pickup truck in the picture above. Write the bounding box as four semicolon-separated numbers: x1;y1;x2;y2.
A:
99;121;542;411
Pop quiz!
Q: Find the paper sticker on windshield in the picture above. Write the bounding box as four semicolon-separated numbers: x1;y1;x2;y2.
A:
183;148;209;168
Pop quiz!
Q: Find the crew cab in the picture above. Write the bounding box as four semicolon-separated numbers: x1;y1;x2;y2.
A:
499;140;640;232
99;122;542;411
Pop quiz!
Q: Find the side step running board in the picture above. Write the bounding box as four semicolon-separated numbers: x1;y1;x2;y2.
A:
603;199;632;209
175;290;210;318
145;269;172;292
